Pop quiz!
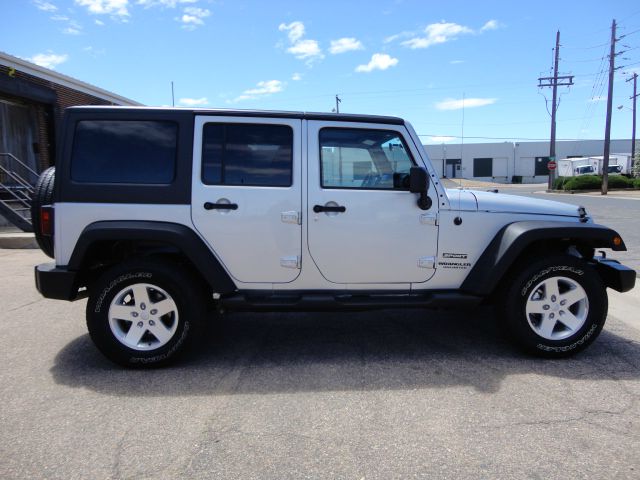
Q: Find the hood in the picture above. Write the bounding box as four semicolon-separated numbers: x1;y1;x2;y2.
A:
445;188;582;218
470;190;581;217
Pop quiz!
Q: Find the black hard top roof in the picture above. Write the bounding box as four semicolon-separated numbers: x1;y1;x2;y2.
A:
66;106;405;125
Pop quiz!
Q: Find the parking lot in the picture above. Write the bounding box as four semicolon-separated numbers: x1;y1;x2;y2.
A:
1;247;639;479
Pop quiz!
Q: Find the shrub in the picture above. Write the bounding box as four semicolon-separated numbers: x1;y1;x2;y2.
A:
557;174;634;190
561;175;602;190
607;175;633;188
553;176;568;190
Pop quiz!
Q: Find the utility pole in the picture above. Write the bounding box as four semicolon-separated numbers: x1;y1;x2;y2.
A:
335;94;341;113
538;31;573;190
628;73;638;162
602;19;617;195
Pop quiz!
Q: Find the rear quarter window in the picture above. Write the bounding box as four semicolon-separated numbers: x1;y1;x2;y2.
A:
70;120;178;184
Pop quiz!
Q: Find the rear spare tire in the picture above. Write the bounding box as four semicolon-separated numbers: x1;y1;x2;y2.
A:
31;166;55;258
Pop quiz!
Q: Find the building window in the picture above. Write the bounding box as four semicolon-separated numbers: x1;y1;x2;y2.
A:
71;120;177;184
473;157;493;177
319;128;414;189
535;156;550;176
201;123;293;187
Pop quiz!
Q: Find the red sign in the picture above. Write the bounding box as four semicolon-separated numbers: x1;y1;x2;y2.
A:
548;161;557;171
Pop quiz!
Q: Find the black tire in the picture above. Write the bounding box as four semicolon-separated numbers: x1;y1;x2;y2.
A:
86;258;206;368
499;255;607;358
31;166;56;258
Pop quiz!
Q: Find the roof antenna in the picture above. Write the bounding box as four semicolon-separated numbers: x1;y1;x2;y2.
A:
171;81;175;107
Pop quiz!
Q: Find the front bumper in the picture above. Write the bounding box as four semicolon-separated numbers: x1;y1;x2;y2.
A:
35;263;82;301
591;257;636;293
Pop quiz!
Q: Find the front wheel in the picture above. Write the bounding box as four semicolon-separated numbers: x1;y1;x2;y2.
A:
499;255;608;358
86;259;206;367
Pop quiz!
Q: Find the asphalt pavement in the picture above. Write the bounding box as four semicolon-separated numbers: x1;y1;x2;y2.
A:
1;249;639;479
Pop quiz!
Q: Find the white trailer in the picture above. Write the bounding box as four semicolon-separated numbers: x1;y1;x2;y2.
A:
589;154;631;175
557;158;596;177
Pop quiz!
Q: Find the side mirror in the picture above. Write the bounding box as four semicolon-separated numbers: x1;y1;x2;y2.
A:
409;167;428;193
409;167;432;210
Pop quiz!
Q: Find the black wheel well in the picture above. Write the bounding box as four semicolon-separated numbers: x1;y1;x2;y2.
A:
489;238;596;300
76;239;213;296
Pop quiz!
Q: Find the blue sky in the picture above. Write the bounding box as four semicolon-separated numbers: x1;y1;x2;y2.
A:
2;0;640;144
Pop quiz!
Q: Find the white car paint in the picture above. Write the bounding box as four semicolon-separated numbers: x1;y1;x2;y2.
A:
469;190;582;217
191;116;303;284
53;114;590;294
306;120;438;284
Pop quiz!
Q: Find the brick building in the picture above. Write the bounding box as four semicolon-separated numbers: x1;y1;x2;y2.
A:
1;51;140;174
0;51;140;227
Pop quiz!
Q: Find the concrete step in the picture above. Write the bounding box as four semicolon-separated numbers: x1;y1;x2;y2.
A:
0;231;37;249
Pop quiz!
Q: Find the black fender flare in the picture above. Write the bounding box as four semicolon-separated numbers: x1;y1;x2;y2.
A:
68;221;237;294
460;220;626;296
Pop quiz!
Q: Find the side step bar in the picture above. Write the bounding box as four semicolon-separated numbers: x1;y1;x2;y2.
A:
219;291;483;312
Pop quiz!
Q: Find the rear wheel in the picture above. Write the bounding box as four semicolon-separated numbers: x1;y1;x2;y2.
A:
86;259;206;367
499;255;607;357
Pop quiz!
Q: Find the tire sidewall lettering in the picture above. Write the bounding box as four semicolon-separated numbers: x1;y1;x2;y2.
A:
94;272;153;313
520;265;584;297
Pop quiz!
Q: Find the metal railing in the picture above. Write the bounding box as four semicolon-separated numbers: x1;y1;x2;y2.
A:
0;152;39;187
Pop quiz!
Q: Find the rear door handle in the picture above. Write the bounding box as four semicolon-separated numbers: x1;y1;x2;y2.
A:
204;202;238;210
313;204;346;213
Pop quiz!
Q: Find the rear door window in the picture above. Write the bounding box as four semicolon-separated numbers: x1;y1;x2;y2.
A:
201;123;293;187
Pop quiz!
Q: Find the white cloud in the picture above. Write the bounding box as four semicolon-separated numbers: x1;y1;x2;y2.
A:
27;52;69;69
63;26;82;34
402;22;473;49
179;97;208;106
391;19;500;49
179;6;210;29
435;97;497;110
95;19;105;25
449;60;464;64
430;136;456;143
292;72;302;81
231;80;285;103
51;14;69;21
480;19;500;32
137;0;197;7
355;53;398;73
33;0;57;12
287;39;322;60
279;21;305;43
83;46;106;57
74;0;129;18
329;37;364;54
588;96;606;103
62;19;83;35
383;31;413;43
278;21;324;64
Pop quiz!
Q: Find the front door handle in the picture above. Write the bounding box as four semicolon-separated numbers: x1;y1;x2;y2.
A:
313;204;346;213
204;202;238;210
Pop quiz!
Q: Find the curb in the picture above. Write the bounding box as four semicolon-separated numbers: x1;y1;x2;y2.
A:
545;188;640;194
0;233;38;249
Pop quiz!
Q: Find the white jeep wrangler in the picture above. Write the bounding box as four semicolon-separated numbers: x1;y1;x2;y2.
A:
33;107;636;367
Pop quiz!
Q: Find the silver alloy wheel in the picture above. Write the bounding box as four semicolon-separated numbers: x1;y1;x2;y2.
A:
525;275;589;341
108;283;179;351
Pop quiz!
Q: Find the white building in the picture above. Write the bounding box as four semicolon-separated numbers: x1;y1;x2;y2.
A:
423;139;633;183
